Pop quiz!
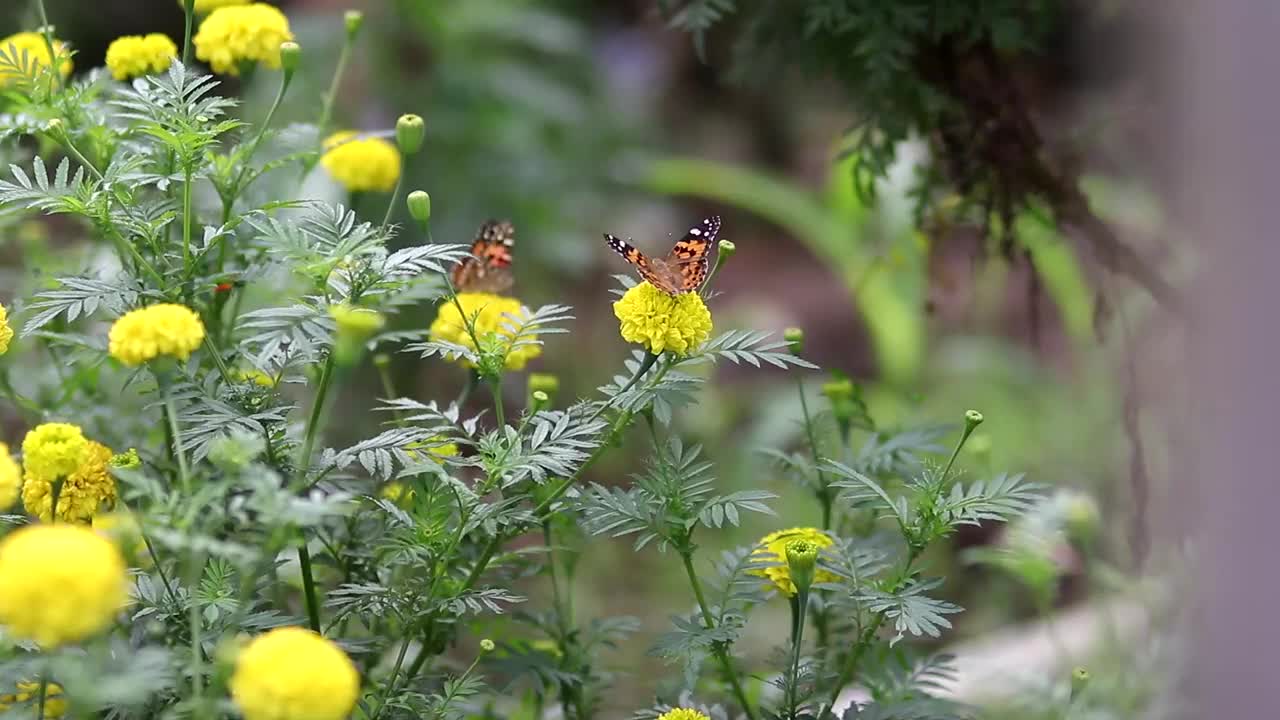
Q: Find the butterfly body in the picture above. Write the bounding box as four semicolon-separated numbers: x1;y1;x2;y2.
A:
451;220;515;293
604;216;720;295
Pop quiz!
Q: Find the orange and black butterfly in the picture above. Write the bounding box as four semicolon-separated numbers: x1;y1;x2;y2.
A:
604;216;720;295
451;220;515;293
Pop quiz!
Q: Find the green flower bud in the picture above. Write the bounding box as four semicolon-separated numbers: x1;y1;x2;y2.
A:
344;10;364;37
784;539;819;595
109;448;141;469
480;638;495;653
406;190;431;224
279;41;301;74
1070;666;1090;699
965;409;984;430
717;239;736;265
396;114;425;155
783;327;804;355
373;353;391;368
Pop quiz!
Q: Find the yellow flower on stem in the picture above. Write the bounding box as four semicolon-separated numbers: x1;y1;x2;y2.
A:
21;423;88;482
0;443;19;510
0;524;127;647
613;281;712;356
108;303;206;366
0;32;72;87
750;527;837;597
105;33;177;81
428;293;542;371
193;2;294;76
0;301;13;355
230;627;360;720
657;709;711;720
23;440;116;523
321;131;401;193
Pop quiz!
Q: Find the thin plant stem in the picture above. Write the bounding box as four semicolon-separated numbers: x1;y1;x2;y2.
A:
317;32;354;137
297;544;322;632
188;553;206;702
679;549;759;720
489;380;506;427
370;635;412;720
788;589;810;719
380;174;404;228
795;377;832;525
182;162;194;269
35;0;62;92
36;676;49;720
181;0;196;65
163;386;190;493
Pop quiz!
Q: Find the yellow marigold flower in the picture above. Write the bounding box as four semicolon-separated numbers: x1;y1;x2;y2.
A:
657;709;710;720
0;524;127;646
0;681;67;718
185;0;251;13
428;292;542;371
0;444;19;510
21;423;88;482
24;441;115;523
0;32;72;87
108;303;206;366
193;3;294;76
750;527;837;597
320;131;401;193
613;281;712;356
230;627;360;720
232;368;276;387
105;33;177;81
0;302;13;355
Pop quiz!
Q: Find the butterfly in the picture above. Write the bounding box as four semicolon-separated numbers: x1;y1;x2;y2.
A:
451;219;515;293
604;215;720;295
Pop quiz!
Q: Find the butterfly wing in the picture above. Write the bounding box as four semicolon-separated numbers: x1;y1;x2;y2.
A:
605;233;680;293
452;220;515;292
662;215;720;292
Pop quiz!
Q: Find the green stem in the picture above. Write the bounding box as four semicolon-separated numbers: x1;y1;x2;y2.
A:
317;33;353;137
181;0;196;65
35;0;62;92
796;377;832;523
297;543;322;632
380;173;404;228
223;69;293;243
188;553;206;702
35;676;48;720
182;162;194;270
788;589;810;719
163;386;190;493
294;354;336;489
371;634;412;720
679;549;759;720
489;380;506;428
940;414;982;487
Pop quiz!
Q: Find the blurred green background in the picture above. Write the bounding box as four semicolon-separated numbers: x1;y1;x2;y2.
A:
0;0;1179;714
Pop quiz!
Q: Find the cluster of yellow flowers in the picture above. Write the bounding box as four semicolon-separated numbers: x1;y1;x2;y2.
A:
613;281;712;356
107;303;206;366
193;2;293;76
14;423;118;522
0;524;127;647
429;293;544;371
0;32;72;87
0;681;66;718
750;526;837;596
657;709;711;720
105;33;178;81
320;131;402;193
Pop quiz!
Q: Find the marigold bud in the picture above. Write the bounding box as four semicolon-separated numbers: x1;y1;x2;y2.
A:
279;41;300;73
717;239;736;264
480;638;495;653
783;327;804;355
784;539;819;594
373;353;391;368
329;304;385;367
344;10;364;37
529;390;550;413
396;114;425;155
965;409;984;430
1070;666;1090;699
406;190;431;224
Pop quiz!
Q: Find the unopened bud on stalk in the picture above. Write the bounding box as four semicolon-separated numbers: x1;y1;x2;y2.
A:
480;638;496;653
717;239;736;265
783;327;804;355
1070;666;1090;699
279;41;300;73
329;304;385;367
396;114;425;155
785;539;818;595
344;10;364;37
406;190;431;224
